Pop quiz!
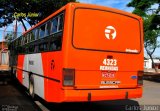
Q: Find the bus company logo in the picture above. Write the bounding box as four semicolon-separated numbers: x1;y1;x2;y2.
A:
51;60;55;70
105;26;116;40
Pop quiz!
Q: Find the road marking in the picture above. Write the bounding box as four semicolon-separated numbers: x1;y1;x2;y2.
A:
34;101;50;111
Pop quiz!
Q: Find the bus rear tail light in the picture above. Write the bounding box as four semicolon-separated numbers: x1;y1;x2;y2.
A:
63;68;75;86
137;71;143;86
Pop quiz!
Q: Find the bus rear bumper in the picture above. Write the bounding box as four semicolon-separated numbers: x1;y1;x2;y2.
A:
62;87;142;102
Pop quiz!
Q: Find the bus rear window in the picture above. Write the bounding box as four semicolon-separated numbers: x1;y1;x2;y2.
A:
73;8;141;53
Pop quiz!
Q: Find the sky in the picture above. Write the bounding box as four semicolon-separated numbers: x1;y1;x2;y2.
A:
0;0;159;57
78;0;134;12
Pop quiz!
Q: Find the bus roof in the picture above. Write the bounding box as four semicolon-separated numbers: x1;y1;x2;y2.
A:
22;2;141;36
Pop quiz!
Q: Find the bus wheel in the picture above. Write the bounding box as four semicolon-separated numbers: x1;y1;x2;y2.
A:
29;75;34;99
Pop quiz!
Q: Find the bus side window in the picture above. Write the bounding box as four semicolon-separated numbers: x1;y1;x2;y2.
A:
30;31;35;41
21;37;24;45
39;43;48;52
58;14;64;31
46;21;51;36
50;38;61;51
43;43;48;51
34;45;39;53
18;37;21;46
23;36;25;44
29;45;34;53
26;34;29;43
36;29;40;40
39;44;43;51
39;24;46;38
16;39;18;46
27;33;31;43
50;42;57;50
24;35;27;44
25;45;29;53
51;17;58;33
29;33;32;42
18;46;23;54
33;29;38;40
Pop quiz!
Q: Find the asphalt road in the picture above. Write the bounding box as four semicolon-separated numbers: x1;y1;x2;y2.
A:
42;80;160;111
0;73;160;111
133;80;160;105
0;75;41;111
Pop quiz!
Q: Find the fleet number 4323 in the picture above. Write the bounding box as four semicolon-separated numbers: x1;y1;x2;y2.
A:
103;59;117;66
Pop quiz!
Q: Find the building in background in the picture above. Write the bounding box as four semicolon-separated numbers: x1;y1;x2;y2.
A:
0;41;9;71
144;57;160;72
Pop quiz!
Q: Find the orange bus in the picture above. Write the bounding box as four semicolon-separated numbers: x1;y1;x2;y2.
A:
9;3;144;102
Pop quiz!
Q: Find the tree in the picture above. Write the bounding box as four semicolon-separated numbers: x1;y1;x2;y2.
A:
0;0;76;31
127;0;160;72
4;33;14;44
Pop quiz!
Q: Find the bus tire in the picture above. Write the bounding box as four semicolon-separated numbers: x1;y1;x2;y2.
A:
29;75;35;99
